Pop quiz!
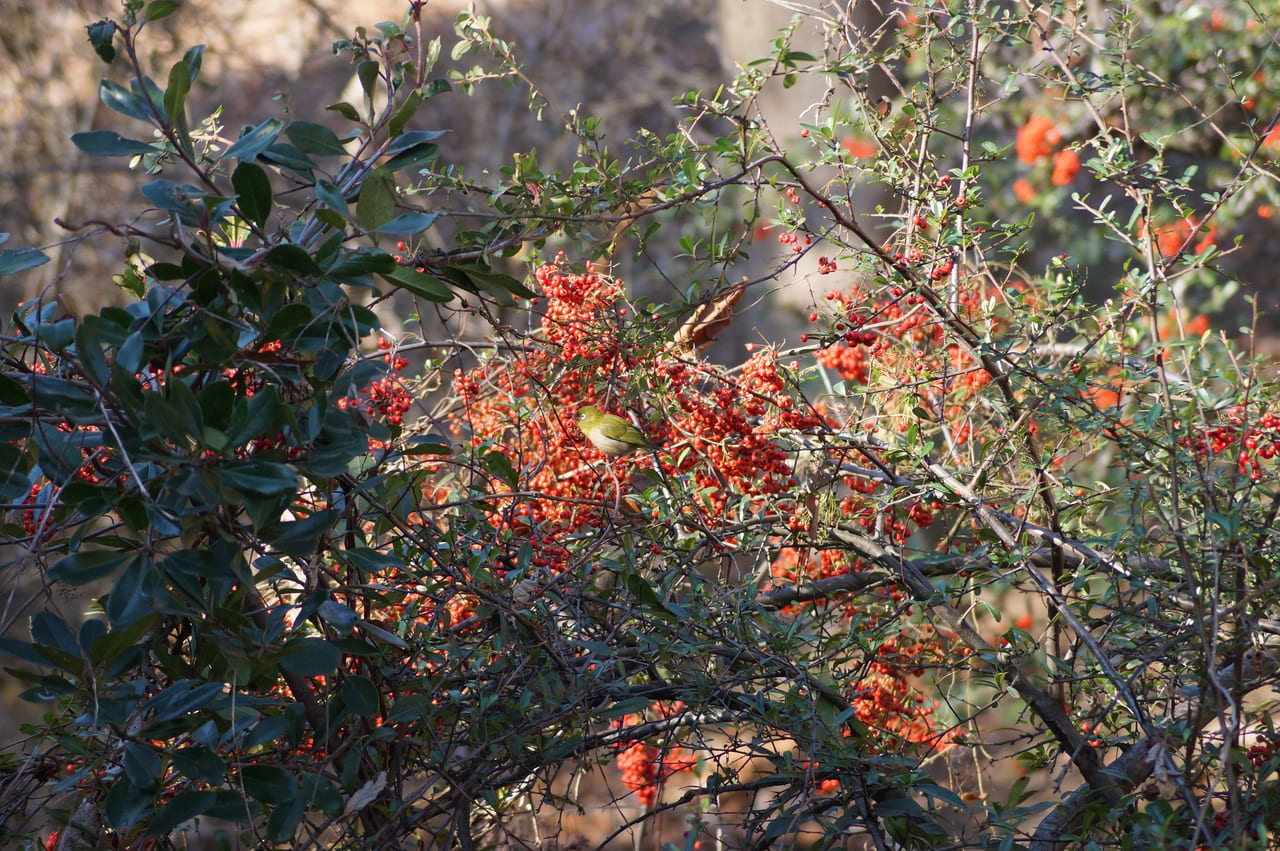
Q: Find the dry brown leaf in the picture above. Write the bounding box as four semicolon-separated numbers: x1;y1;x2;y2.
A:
670;279;747;358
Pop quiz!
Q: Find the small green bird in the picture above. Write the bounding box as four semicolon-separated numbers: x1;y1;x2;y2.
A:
577;405;657;457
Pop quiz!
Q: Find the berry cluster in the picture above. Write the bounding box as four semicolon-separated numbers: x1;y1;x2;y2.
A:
1179;406;1280;482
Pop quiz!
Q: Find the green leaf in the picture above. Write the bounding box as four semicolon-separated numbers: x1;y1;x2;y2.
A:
442;262;536;299
327;248;395;278
87;20;117;63
0;636;49;667
260;143;317;175
380;266;454;302
356;60;380;110
221;460;298;497
266;509;338;559
356;167;397;232
123;741;162;790
278;637;339;676
0;246;50;276
140;180;206;225
326;101;362;122
145;790;215;839
107;555;156;627
484;450;518;488
375;212;438;234
171;746;226;784
144;0;180;21
104;780;151;832
31;422;93;483
73;321;111;386
384;130;444;155
383;139;441;172
32;374;101;422
47;551;132;585
163;49;197;129
284;120;347;156
88;616;159;666
143;680;228;722
71;130;159;157
261;242;321;276
622;572;667;611
143;380;202;442
260;303;315;342
232;162;272;229
388;90;423;138
315;180;350;216
241;764;299;805
31;612;81;661
226;385;284;448
385;693;432;723
341;676;380;716
224;118;284;162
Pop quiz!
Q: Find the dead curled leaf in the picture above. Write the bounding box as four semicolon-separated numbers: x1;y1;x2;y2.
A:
670;279;747;358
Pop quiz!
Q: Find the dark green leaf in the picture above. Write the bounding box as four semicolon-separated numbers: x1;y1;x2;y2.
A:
116;330;144;375
31;612;81;661
221;460;298;497
32;374;101;422
182;45;203;85
164;52;193;129
232;162;272;228
383;138;441;172
47;551;132;585
0;372;28;405
380;266;453;302
224;118;284;162
266;509;338;559
385;693;431;723
443;262;536;299
204;789;253;822
104;780;151;832
341;676;380;717
261;243;322;276
140;180;205;225
326;101;362;122
87;20;117;63
143;384;201;442
623;572;667;610
241;765;298;805
356;60;380;108
327;249;395;278
73;321;111;386
145;790;215;838
71;131;159;157
89;616;159;667
144;0;180;21
226;385;284;448
278;637;340;676
144;680;228;722
284;120;347;156
384;130;446;156
388;90;422;138
484;450;518;488
0;246;50;276
268;795;306;843
376;212;438;234
356;167;397;232
123;742;162;790
260;303;315;342
0;637;48;667
259;143;316;174
172;748;225;784
106;554;156;627
315;180;349;216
